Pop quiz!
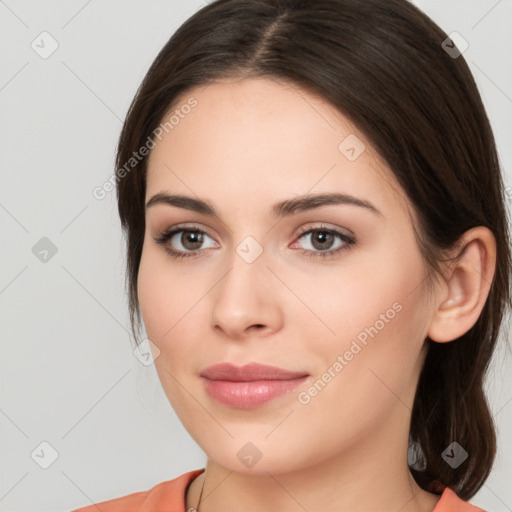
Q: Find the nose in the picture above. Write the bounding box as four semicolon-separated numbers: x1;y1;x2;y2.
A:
210;251;283;340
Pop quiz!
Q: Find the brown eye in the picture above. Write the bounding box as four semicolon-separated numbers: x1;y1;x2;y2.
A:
293;225;355;260
153;225;218;259
179;230;204;251
297;228;348;252
308;230;336;251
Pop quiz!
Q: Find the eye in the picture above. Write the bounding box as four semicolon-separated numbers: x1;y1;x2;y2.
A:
292;225;355;259
153;224;218;260
153;223;356;261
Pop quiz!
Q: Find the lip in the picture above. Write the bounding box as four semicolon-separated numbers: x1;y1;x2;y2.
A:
200;362;309;381
200;362;310;409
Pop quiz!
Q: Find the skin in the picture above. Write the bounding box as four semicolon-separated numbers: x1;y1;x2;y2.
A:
137;76;496;512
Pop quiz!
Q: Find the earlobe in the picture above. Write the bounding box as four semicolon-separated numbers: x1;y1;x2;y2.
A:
427;226;496;344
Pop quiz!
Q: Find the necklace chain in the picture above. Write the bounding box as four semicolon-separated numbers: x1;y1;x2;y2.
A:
191;469;431;512
194;470;206;512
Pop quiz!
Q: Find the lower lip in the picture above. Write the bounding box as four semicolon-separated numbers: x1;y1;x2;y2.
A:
202;376;310;409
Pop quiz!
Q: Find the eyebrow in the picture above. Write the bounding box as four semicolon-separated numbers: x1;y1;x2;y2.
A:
145;192;382;218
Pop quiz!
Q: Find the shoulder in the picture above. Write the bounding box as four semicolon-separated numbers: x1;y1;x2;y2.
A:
434;486;487;512
70;468;204;512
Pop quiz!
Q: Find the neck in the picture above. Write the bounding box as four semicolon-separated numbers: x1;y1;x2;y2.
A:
186;411;441;512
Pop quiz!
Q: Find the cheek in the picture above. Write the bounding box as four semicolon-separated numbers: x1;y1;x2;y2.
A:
137;244;212;378
349;273;428;394
136;248;203;413
292;238;428;395
286;253;415;348
137;251;170;342
137;246;191;345
326;234;427;353
284;276;427;462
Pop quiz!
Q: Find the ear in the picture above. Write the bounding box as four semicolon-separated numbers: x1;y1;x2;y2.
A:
427;226;497;343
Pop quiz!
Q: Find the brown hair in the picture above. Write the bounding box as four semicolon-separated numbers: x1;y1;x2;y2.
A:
115;0;512;499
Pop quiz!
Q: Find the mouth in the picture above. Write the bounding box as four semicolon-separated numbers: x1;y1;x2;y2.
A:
200;362;310;409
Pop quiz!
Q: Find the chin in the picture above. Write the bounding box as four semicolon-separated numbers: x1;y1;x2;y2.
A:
198;436;327;477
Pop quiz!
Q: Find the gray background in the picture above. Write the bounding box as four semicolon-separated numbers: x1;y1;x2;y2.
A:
0;1;511;511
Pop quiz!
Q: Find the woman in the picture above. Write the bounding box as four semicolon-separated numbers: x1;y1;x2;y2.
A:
73;0;511;510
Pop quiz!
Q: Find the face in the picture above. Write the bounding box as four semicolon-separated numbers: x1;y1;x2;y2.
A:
138;77;434;475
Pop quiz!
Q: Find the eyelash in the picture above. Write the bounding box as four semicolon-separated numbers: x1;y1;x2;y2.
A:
153;223;356;261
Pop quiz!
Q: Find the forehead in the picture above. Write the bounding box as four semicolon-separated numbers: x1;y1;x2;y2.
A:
145;77;411;221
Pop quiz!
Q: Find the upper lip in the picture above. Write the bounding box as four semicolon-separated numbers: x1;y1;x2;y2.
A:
200;362;309;381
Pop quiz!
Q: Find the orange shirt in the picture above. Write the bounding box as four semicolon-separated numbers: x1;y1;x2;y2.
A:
71;469;485;512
